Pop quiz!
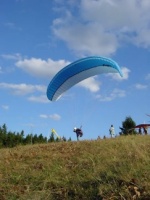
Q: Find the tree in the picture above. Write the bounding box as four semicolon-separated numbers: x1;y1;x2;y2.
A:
24;134;32;145
121;116;136;135
48;133;55;142
68;137;72;141
32;134;38;144
0;124;8;147
62;136;66;141
38;133;47;143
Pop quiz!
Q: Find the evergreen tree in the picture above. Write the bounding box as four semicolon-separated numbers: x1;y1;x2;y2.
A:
62;136;66;141
38;133;47;143
32;134;38;144
1;124;8;147
20;130;24;144
121;116;136;135
48;133;55;142
24;134;32;145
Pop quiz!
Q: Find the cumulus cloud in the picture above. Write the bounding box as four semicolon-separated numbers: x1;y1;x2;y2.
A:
52;0;150;56
96;88;126;101
28;95;49;103
77;77;101;92
120;67;131;80
39;114;48;119
40;113;61;120
0;82;46;95
135;83;148;90
16;58;70;78
106;67;130;81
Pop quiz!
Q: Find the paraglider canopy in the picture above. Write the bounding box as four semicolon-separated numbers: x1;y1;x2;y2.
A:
47;56;123;101
134;124;150;129
134;124;150;135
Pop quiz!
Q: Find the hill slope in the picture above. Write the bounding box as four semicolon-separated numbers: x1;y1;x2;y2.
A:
0;135;150;199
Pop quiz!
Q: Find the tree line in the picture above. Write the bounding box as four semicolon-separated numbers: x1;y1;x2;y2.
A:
0;124;71;148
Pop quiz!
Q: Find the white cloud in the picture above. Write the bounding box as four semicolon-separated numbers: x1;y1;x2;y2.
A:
40;113;61;120
52;18;118;56
77;77;101;92
0;83;46;95
49;113;61;120
135;83;148;90
120;67;131;80
16;58;70;78
52;0;150;56
28;95;49;103
39;114;49;119
1;53;21;60
96;88;126;101
106;67;130;81
2;105;9;110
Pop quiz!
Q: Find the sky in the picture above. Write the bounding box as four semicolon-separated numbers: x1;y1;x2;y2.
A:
0;0;150;141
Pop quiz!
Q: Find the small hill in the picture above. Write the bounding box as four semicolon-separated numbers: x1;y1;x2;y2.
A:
0;135;150;199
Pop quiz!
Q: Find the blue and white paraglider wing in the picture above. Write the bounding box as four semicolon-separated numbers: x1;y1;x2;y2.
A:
47;56;123;101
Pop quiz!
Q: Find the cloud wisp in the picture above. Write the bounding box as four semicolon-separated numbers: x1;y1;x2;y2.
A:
96;88;126;102
40;113;61;120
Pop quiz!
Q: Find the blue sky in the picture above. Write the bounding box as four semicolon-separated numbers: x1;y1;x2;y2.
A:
0;0;150;140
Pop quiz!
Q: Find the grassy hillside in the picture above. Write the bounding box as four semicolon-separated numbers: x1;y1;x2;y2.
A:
0;135;150;200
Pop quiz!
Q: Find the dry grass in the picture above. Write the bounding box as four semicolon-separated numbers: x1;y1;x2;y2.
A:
0;135;150;199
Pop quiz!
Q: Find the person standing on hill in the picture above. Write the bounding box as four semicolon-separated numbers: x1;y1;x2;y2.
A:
138;127;142;134
109;125;115;138
143;127;148;135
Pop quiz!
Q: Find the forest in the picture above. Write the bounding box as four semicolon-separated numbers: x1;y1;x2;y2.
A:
0;123;71;148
